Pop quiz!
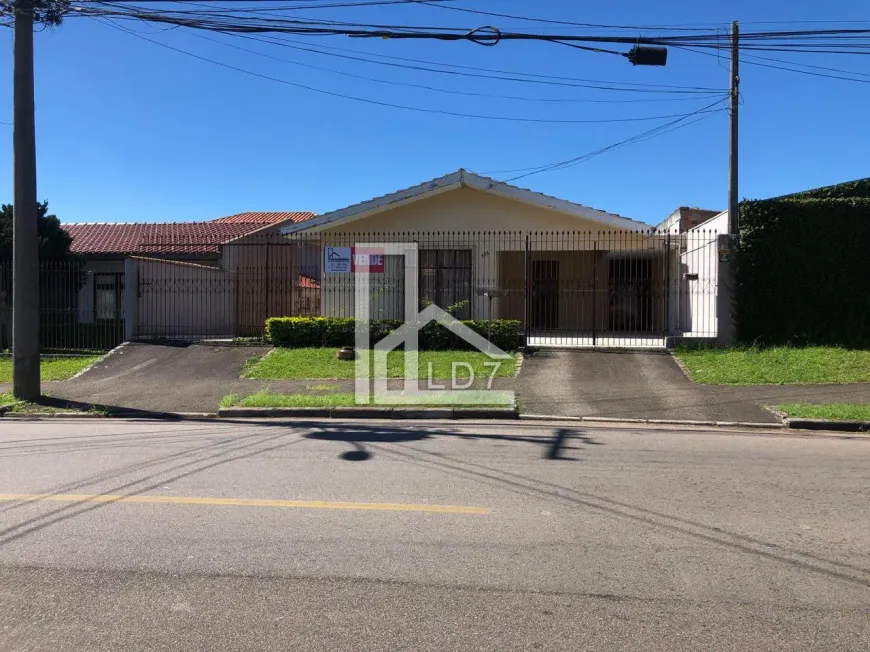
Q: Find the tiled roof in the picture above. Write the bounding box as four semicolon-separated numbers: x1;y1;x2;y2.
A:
299;275;320;289
210;211;316;224
63;222;273;255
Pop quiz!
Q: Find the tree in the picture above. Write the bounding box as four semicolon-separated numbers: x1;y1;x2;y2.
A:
0;200;81;350
0;200;74;261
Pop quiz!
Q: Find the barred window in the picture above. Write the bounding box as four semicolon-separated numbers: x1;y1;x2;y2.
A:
419;250;471;319
95;273;124;321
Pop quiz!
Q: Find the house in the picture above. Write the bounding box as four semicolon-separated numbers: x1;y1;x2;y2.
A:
52;170;730;347
278;169;724;345
62;211;316;342
656;206;722;234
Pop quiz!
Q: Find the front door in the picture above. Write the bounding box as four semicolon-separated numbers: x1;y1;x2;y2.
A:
531;260;559;330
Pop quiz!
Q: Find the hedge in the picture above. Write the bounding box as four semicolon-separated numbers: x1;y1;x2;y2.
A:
266;316;523;351
736;196;870;347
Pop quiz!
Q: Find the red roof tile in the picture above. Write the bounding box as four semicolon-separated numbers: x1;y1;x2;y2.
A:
210;211;316;224
63;222;272;255
299;275;320;289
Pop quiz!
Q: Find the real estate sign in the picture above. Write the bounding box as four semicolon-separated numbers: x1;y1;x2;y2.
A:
325;246;384;273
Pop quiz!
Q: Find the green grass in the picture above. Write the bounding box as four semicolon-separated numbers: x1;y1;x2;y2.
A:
0;392;107;416
778;402;870;421
674;346;870;385
0;355;101;383
221;390;515;409
242;348;517;380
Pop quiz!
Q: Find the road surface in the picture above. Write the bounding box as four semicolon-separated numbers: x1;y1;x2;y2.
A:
0;419;868;651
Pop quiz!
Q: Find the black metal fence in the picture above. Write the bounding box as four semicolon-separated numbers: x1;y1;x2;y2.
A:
131;229;721;347
0;261;125;352
0;230;721;351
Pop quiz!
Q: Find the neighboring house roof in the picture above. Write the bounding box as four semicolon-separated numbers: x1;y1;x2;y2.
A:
210;211;316;224
299;275;320;289
65;211;317;255
64;222;277;255
281;168;647;234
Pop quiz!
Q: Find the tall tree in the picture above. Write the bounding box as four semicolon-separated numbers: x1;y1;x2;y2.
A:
0;200;74;261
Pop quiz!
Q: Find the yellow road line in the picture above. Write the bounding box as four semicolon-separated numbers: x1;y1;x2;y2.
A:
0;493;488;515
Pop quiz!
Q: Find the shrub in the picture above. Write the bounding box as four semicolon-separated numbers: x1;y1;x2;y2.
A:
265;317;522;351
737;196;870;347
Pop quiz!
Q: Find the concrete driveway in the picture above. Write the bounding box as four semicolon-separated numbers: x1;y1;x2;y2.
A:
516;349;870;422
48;343;271;413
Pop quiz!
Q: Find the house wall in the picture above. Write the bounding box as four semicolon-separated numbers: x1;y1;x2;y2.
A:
679;212;727;337
222;225;321;334
134;257;236;339
313;187;671;329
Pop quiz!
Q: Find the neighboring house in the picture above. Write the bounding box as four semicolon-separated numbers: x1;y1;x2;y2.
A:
63;211;316;339
655;206;722;234
279;169;721;343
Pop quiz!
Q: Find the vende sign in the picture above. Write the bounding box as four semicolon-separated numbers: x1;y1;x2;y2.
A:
351;247;385;273
324;246;385;273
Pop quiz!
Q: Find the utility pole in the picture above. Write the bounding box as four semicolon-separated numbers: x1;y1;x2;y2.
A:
728;20;740;235
12;0;40;400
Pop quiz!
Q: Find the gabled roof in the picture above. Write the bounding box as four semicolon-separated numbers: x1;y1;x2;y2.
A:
281;169;646;233
64;222;277;255
210;211;316;224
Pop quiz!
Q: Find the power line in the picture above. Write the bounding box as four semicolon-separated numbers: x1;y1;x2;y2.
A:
97;18;728;123
219;31;726;94
188;29;728;103
674;44;870;84
485;99;727;181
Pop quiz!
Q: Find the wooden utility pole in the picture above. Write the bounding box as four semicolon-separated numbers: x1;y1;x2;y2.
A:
728;20;740;235
13;0;40;400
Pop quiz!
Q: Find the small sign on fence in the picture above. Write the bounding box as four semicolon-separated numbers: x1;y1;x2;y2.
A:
325;246;352;273
325;246;384;273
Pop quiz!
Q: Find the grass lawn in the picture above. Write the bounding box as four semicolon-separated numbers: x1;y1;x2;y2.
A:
674;346;870;385
221;391;515;409
0;392;107;415
242;348;517;380
0;355;101;383
778;403;870;421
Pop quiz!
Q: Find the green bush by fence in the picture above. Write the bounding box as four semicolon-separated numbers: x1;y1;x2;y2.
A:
266;317;523;351
737;196;870;346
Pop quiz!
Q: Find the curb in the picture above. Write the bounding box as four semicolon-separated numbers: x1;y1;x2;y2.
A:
520;414;785;429
217;407;518;420
785;418;870;433
0;410;217;420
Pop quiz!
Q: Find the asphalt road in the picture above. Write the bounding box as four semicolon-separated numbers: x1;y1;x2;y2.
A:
0;419;868;651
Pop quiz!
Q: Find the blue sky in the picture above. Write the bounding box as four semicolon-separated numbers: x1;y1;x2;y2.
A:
1;0;869;225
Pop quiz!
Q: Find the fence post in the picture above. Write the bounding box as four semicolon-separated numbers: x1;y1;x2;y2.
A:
592;240;597;346
716;233;736;346
124;258;138;342
665;232;671;341
524;234;530;346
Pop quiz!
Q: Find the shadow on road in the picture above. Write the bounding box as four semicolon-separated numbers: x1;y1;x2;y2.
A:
303;423;599;462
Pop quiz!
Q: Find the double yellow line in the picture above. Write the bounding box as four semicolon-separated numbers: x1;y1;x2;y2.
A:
0;493;488;515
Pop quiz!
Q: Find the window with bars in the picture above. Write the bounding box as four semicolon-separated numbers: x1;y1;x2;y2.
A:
94;273;125;321
419;249;472;319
